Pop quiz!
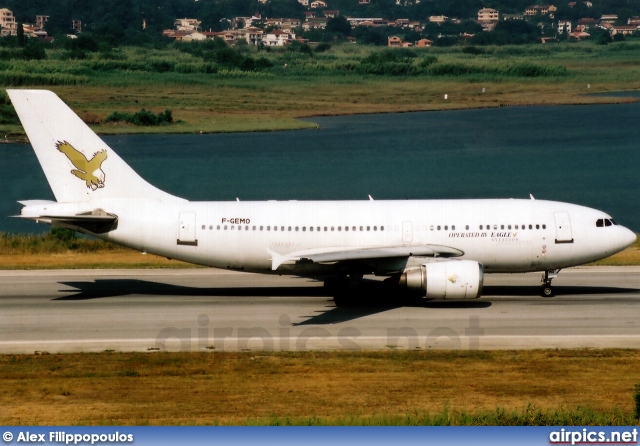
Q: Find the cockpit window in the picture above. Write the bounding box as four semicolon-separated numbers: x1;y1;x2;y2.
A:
596;218;617;227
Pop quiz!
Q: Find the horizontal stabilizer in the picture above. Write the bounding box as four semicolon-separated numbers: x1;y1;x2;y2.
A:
15;206;118;234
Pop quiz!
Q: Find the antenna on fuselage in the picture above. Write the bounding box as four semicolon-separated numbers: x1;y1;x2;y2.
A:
529;194;535;200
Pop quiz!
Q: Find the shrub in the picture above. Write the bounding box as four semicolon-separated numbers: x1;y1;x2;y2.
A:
104;109;174;126
22;40;47;60
462;46;484;55
315;43;332;53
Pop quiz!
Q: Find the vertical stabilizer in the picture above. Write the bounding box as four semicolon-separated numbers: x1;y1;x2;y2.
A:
8;89;180;203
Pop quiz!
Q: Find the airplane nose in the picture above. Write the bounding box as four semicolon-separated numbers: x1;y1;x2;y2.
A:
621;227;637;249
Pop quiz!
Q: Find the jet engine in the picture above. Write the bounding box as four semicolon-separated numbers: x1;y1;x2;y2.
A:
398;260;484;299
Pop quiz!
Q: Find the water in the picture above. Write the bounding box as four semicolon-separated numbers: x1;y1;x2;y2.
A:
1;102;639;233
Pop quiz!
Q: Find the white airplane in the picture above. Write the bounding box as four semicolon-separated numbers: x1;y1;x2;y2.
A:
8;89;636;299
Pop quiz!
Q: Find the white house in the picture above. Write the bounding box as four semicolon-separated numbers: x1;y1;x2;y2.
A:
264;29;295;46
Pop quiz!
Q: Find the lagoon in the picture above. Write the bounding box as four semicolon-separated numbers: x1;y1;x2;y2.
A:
1;102;639;233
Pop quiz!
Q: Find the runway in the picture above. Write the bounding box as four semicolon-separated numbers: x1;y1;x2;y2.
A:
1;266;640;353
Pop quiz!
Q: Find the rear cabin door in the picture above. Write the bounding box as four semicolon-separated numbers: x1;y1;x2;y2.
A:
177;212;198;246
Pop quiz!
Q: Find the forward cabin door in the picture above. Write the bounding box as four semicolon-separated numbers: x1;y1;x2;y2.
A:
554;212;573;244
177;212;198;246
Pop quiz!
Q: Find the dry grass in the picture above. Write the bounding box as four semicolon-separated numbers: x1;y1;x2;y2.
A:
1;350;638;425
0;252;195;269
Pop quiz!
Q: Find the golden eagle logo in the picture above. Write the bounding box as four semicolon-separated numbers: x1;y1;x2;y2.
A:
56;141;107;190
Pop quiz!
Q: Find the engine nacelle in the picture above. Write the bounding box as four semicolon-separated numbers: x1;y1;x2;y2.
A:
398;260;484;299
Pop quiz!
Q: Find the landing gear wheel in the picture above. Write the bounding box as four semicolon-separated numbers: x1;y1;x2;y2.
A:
540;269;560;298
541;285;555;297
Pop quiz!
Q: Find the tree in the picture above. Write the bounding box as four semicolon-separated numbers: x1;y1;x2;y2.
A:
16;22;24;47
326;16;351;37
260;0;304;20
22;39;46;60
351;26;388;46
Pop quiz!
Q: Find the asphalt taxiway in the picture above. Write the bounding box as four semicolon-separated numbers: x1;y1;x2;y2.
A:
1;266;639;353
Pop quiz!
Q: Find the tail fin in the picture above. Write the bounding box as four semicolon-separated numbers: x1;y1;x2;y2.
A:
8;89;180;203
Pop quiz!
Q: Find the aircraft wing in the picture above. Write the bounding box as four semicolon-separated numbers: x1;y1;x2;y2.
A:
268;245;464;271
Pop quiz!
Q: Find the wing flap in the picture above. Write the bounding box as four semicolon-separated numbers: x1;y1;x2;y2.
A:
268;245;464;271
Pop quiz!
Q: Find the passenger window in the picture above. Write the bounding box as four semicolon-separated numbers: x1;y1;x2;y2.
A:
536;224;539;229
266;226;270;231
367;226;370;231
381;226;384;231
437;225;441;230
310;227;314;232
529;224;532;229
508;225;512;230
217;225;221;230
224;225;228;230
444;225;448;230
479;225;483;230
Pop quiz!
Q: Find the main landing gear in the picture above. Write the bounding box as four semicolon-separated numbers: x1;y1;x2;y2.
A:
541;269;561;297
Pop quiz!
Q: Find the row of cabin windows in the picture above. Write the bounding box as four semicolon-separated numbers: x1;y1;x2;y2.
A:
204;225;385;232
200;223;547;232
430;224;546;231
478;224;546;230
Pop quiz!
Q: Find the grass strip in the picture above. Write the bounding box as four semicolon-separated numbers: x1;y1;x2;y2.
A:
1;349;639;425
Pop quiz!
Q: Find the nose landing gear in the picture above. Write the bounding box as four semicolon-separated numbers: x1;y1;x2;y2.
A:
541;269;560;297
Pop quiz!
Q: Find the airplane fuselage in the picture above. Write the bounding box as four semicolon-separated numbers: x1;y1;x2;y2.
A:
35;198;632;276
